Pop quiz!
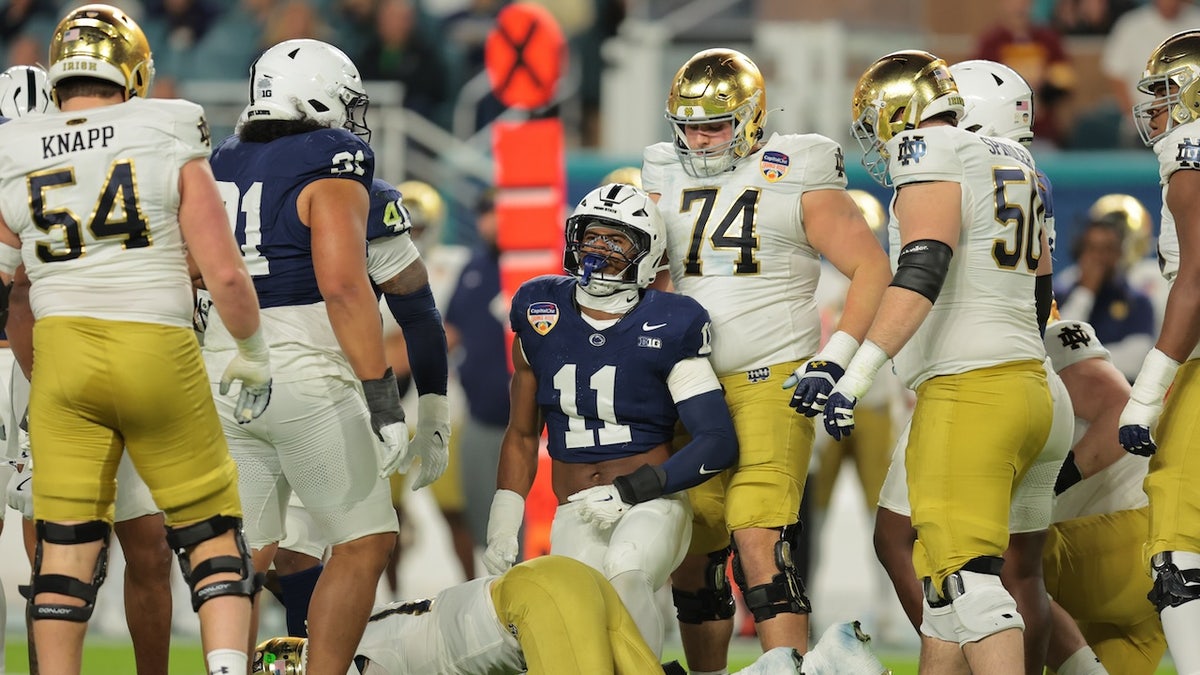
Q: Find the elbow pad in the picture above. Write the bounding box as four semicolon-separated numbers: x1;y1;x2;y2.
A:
890;239;953;303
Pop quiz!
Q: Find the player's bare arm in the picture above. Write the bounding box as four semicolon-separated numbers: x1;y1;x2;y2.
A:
303;177;388;379
1156;168;1200;362
1058;355;1131;477
178;158;261;340
803;188;891;341
8;265;32;380
496;337;544;498
864;180;961;356
376;256;430;296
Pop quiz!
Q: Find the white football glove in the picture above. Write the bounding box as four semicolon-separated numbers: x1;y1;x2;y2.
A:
482;489;524;576
220;330;273;424
7;437;32;520
566;484;631;530
362;369;413;478
405;394;450;489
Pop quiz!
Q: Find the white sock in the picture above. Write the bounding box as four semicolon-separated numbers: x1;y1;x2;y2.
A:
206;648;247;675
800;644;832;673
1057;646;1108;675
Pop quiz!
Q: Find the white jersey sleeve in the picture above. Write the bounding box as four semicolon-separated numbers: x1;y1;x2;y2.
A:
883;126;1046;388
368;233;422;287
0;97;211;328
1044;319;1111;373
1152;118;1200;285
643;133;845;375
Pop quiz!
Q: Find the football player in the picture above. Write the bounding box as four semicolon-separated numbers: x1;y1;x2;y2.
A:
642;48;892;671
1119;28;1200;675
829;50;1053;673
251;555;890;675
870;58;1071;675
483;183;738;657
204;38;413;674
0;62;179;675
0;5;272;674
1042;315;1163;675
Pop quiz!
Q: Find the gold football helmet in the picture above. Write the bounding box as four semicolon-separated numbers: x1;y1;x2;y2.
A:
1133;30;1200;146
599;166;642;189
397;180;446;252
847;189;888;235
1089;193;1154;268
850;50;964;186
665;48;767;177
47;4;154;104
253;637;306;674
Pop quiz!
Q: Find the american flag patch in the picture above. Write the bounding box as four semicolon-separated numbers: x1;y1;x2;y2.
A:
1016;100;1031;111
62;28;81;42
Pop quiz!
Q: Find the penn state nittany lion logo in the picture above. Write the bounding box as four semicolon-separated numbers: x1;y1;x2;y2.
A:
897;136;927;166
1056;323;1091;351
527;301;559;335
1176;138;1200;169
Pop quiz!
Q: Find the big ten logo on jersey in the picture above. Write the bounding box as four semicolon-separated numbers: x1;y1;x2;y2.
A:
331;150;365;176
1176;138;1200;169
638;336;662;349
1055;322;1091;351
897;136;927;166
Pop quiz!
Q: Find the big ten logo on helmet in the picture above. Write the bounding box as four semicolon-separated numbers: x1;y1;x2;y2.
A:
1176;138;1200;169
897;136;927;166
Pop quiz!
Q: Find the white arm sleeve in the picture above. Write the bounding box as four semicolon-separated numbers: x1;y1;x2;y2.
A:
367;234;422;286
667;357;722;403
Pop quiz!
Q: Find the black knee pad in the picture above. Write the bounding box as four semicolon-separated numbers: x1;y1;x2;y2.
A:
672;547;735;624
734;528;811;622
23;520;111;623
1149;552;1200;612
166;515;263;611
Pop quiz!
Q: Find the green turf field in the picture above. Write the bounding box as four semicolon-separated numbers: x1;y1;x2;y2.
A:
3;639;1182;674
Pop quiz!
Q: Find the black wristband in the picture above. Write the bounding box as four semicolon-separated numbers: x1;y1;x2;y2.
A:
613;464;667;505
361;367;405;424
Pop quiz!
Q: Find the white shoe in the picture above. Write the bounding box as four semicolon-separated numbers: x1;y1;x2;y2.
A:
806;621;890;675
737;646;803;674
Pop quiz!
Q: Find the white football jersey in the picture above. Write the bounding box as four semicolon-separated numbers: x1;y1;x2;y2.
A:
0;98;210;328
643;133;845;375
1152;119;1200;359
355;577;525;675
1042;319;1148;521
885;126;1046;388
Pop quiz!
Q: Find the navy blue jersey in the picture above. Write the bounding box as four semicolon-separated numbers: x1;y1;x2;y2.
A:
511;276;713;463
367;179;411;242
210;128;374;309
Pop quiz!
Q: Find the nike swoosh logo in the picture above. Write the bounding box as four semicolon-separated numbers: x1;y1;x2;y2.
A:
643;322;667;331
698;465;721;475
15;476;30;492
597;495;615;501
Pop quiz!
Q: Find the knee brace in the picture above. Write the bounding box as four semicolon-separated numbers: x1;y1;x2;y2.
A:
1149;552;1200;612
166;515;263;611
22;520;111;622
672;547;735;624
733;526;811;622
931;556;1024;645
